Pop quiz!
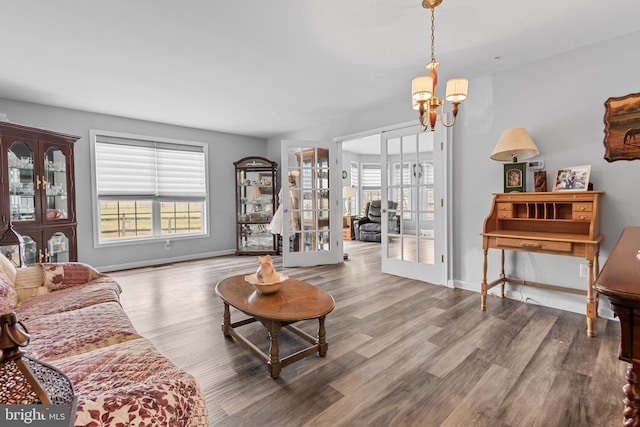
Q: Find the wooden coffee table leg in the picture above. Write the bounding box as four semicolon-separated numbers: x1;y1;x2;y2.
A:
267;320;281;379
221;302;232;338
318;316;328;357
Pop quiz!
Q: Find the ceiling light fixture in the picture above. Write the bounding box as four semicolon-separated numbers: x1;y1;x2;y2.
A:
411;0;468;132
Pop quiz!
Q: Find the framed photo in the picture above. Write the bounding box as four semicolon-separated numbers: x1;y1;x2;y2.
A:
552;165;591;191
603;92;640;162
503;162;526;193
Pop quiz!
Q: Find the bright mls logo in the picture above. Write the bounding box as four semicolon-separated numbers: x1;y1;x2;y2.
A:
0;405;70;426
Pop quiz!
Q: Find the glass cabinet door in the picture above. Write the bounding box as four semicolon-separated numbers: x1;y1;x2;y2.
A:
47;231;70;263
43;146;69;220
22;234;38;265
7;141;36;222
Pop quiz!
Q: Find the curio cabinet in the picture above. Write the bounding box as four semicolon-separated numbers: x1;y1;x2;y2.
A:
0;122;79;264
234;156;277;255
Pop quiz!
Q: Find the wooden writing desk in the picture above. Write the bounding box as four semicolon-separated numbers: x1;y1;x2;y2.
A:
481;191;603;337
594;226;640;426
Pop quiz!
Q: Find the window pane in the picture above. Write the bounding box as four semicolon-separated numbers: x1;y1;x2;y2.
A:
160;202;204;235
99;200;152;240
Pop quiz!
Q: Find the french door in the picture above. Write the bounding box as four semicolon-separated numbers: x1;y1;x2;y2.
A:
280;140;342;267
380;125;447;285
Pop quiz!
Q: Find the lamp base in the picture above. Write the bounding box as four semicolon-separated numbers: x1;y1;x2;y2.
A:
503;162;527;193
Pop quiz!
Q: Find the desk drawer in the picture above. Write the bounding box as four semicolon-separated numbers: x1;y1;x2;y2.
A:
572;211;593;221
496;237;573;253
573;202;593;212
496;203;513;218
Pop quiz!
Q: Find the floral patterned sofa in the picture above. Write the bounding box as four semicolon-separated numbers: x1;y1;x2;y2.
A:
0;257;208;426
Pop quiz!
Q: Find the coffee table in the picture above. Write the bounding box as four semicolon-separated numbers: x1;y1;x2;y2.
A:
215;274;335;379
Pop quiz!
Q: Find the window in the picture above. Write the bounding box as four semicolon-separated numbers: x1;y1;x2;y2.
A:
349;161;359;215
360;163;381;213
91;130;208;245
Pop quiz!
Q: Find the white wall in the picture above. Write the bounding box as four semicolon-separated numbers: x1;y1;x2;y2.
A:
0;99;267;271
268;31;640;318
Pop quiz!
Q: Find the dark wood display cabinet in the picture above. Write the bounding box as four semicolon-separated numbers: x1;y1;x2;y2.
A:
0;122;79;263
234;156;278;255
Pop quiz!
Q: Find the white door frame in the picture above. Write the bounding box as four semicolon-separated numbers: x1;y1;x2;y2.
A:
280;139;342;267
336;121;452;287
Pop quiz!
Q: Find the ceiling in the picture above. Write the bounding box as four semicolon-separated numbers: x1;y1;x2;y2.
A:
2;1;640;139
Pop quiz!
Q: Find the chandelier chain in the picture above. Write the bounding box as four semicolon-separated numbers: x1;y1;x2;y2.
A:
430;6;436;63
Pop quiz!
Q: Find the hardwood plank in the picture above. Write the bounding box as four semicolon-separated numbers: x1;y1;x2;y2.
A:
110;240;626;426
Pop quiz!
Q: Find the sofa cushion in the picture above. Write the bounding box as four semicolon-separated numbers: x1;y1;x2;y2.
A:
43;262;104;291
54;338;208;427
0;254;17;286
24;301;142;361
17;277;121;321
0;271;18;309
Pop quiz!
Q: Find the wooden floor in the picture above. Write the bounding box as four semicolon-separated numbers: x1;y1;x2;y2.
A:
111;241;627;427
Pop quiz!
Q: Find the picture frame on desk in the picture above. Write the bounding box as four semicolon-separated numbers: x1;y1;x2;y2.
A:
503;162;526;193
552;165;591;191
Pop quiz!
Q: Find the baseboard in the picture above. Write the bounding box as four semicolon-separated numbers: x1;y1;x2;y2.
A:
97;249;236;273
453;279;616;321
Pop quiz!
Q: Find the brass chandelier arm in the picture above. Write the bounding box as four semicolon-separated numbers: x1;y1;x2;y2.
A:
416;98;461;131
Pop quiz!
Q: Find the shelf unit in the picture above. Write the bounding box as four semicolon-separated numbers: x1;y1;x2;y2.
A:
1;122;79;263
234;156;277;255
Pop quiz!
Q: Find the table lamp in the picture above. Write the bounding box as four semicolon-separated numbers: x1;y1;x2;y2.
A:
490;128;539;192
343;186;356;215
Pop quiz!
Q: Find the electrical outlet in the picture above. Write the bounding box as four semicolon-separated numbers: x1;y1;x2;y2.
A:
579;263;588;278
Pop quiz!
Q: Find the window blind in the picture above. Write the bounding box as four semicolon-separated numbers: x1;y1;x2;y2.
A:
95;134;206;201
350;161;359;187
361;164;381;188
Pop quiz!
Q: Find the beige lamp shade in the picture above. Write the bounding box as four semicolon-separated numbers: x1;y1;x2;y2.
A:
343;186;356;198
411;76;433;101
490;128;539;162
445;78;468;102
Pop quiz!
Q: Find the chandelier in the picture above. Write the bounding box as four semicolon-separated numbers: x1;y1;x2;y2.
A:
411;0;468;132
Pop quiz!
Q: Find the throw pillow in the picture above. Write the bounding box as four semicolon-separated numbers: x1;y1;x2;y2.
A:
42;263;103;291
15;265;47;302
0;254;17;286
0;271;18;309
43;264;66;290
59;263;103;285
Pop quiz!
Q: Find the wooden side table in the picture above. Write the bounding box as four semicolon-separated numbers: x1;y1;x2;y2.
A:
343;215;356;240
594;226;640;426
215;275;335;379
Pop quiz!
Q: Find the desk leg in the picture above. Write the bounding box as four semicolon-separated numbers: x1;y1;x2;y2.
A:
267;320;282;379
481;248;488;311
318;316;328;357
221;302;232;338
624;363;640;427
594;245;601;315
586;258;596;337
499;249;505;298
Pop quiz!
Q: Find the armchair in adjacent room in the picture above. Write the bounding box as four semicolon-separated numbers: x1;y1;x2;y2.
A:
354;200;400;242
